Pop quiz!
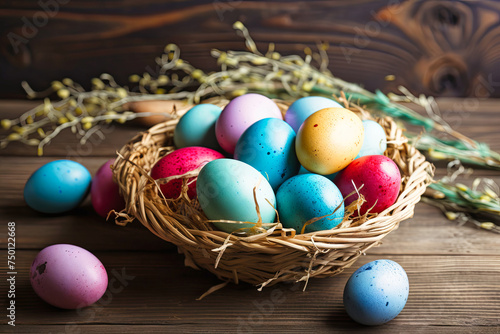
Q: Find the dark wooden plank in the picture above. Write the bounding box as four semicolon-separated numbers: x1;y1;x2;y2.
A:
1;252;499;330
2;1;500;98
3;325;500;334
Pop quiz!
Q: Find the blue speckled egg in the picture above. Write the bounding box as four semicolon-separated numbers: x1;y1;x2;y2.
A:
285;96;342;133
356;120;387;158
196;159;276;233
276;174;344;233
24;160;92;214
343;259;409;326
174;104;223;151
234;118;300;191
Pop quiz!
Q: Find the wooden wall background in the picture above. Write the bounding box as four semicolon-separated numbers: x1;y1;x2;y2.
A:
2;0;500;98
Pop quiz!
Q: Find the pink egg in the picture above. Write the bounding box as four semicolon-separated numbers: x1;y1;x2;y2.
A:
150;146;224;199
91;159;126;218
30;244;108;309
215;94;283;154
334;155;401;215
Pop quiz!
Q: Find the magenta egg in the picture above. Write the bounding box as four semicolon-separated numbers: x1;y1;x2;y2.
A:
91;159;126;218
215;94;283;154
150;146;224;199
334;155;401;215
30;244;108;309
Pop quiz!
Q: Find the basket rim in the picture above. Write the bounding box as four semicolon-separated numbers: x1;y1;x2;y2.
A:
112;97;435;287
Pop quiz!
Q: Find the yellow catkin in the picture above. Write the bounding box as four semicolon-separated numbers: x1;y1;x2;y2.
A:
1;119;11;130
57;89;70;99
129;74;140;83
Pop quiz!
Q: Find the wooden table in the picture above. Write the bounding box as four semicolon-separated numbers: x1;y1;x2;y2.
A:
1;99;499;333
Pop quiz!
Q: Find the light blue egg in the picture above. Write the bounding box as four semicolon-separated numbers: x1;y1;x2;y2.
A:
343;259;409;326
298;165;339;181
276;174;344;233
285;96;342;133
174;104;223;151
24;160;92;214
356;120;387;158
196;159;276;233
234;118;300;191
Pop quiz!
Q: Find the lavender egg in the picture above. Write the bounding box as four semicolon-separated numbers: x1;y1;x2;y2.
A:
215;94;282;154
30;244;108;309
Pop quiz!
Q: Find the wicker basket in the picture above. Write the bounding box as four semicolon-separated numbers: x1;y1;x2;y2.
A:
113;98;434;289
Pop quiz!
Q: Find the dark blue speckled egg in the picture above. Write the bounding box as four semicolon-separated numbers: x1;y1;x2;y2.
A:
234;118;300;191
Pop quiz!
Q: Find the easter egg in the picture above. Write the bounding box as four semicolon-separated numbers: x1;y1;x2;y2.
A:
285;96;343;133
196;159;276;233
24;160;92;214
215;94;283;154
356;120;387;158
276;174;344;233
234;118;300;191
174;104;223;151
343;259;409;326
334;155;401;215
30;244;108;309
91;159;126;218
150;147;224;199
296;107;364;175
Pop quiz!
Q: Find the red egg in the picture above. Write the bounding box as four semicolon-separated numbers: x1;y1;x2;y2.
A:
150;147;224;199
91;159;126;218
334;155;401;215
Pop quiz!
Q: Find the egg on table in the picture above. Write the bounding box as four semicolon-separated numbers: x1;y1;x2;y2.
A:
150;146;224;199
91;159;126;218
285;96;343;133
215;94;283;154
276;174;344;233
296;107;364;175
196;159;276;233
24;160;92;214
343;259;409;325
234;118;300;191
30;244;108;309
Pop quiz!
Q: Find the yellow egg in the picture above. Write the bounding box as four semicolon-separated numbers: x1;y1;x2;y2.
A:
295;107;364;175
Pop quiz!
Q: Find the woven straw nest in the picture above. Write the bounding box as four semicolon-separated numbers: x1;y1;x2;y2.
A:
113;97;435;290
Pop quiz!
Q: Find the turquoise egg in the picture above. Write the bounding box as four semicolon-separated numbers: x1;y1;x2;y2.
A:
285;96;342;133
356;120;387;158
276;174;344;233
24;160;92;214
174;104;223;151
234;118;300;191
196;159;276;233
343;259;409;325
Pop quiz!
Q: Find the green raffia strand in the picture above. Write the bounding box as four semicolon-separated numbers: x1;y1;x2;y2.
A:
1;21;499;231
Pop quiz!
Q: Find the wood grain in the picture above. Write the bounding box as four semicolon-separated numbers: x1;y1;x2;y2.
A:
2;1;500;98
1;252;499;330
